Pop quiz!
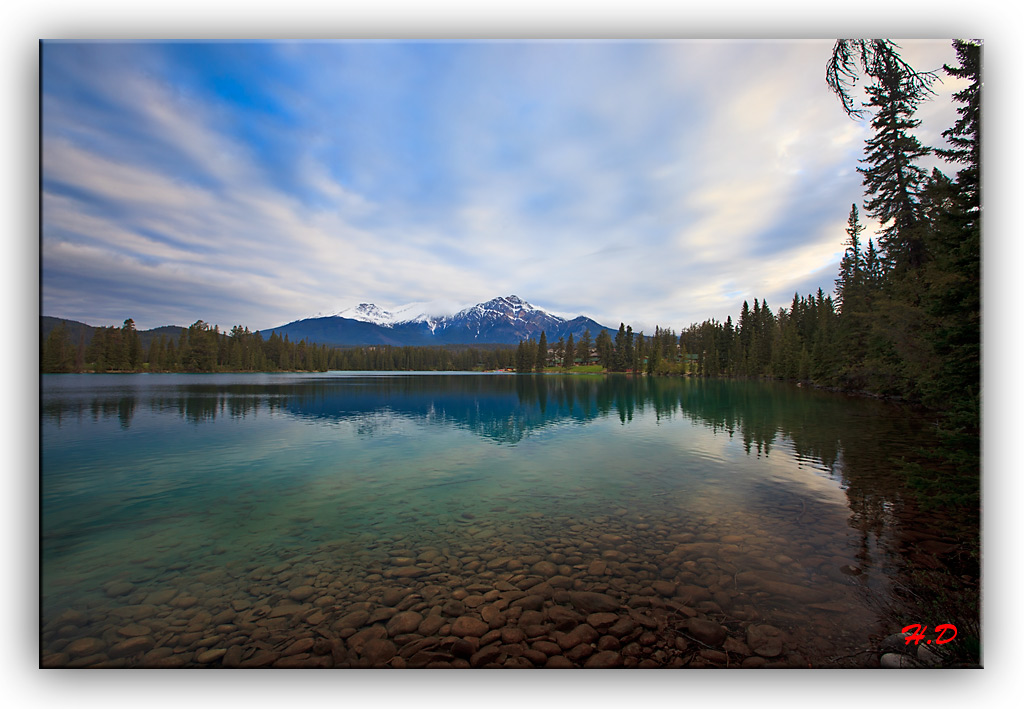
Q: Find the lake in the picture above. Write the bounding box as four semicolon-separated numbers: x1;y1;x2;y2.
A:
40;372;972;668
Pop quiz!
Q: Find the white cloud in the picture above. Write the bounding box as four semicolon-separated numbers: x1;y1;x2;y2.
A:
41;39;963;334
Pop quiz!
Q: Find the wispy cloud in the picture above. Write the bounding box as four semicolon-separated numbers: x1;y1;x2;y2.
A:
41;39;961;332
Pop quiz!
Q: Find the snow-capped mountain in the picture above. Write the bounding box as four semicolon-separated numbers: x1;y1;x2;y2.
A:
265;295;614;347
309;299;464;328
334;303;397;326
439;295;569;341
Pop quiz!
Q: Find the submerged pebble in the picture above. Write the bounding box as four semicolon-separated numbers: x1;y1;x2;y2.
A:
41;422;902;670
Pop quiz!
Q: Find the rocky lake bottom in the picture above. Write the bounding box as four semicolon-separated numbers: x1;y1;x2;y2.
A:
42;492;894;669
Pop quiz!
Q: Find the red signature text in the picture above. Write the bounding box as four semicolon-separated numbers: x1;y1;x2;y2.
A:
901;623;958;645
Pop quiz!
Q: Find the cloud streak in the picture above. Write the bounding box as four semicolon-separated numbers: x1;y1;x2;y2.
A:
41;39;962;333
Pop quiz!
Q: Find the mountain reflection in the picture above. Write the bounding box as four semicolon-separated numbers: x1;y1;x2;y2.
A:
42;373;933;476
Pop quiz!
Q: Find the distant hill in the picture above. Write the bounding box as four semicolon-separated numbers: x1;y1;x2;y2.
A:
41;316;185;351
41;316;95;347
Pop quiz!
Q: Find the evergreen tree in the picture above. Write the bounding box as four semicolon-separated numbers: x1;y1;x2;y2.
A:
579;329;593;366
810;294;838;384
42;323;74;372
737;301;752;376
85;327;108;371
515;340;530;373
678;334;690;375
858;49;933;273
228;326;246;370
178;329;189;369
104;326;126;370
184;320;217;371
776;310;801;380
936;40;981;212
720;318;734;376
281;334;292;370
164;338;179;371
826;39;937;119
123;318;142;371
864;239;883;289
536;331;548;372
834;204;865;312
624;326;635;372
834;205;871;378
74;332;86;372
613;324;627;371
917;41;981;433
563;334;575;370
646;327;661;375
596;329;613;370
755;300;774;375
147;336;166;371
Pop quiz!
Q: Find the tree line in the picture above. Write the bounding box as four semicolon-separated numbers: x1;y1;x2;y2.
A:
42;317;519;373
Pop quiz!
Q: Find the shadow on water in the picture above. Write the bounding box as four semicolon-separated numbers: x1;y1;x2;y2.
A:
40;373;980;667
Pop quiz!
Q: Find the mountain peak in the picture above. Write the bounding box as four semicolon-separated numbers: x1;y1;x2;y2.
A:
334;303;395;326
458;294;542;319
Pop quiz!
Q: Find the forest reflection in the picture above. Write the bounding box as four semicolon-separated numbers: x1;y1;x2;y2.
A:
42;374;935;501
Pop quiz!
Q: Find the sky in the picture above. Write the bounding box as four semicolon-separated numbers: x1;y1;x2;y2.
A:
41;38;966;333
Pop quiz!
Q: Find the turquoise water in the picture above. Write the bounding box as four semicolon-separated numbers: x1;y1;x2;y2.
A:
40;372;942;668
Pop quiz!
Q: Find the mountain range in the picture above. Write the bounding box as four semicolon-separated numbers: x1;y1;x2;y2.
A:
42;296;617;349
260;295;615;347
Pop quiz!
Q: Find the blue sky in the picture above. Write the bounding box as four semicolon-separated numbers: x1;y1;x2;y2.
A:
41;39;964;333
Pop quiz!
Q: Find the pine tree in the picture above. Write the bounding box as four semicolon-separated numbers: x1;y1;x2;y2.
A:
515;341;529;373
720;318;734;376
834;205;872;379
74;332;86;372
85;327;107;371
678;334;690;375
164;337;179;371
104;326;126;371
858;49;933;274
826;40;937;119
646;328;661;375
624;326;635;372
123;318;142;371
42;323;74;372
863;239;883;289
737;301;752;376
563;334;575;370
835;204;866;312
613;324;627;371
147;336;166;371
755;300;774;375
579;329;593;366
936;40;981;213
917;40;981;432
536;332;548;372
596;329;613;370
184;320;217;371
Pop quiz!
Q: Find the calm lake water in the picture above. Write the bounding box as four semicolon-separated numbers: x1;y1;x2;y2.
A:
40;372;963;668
